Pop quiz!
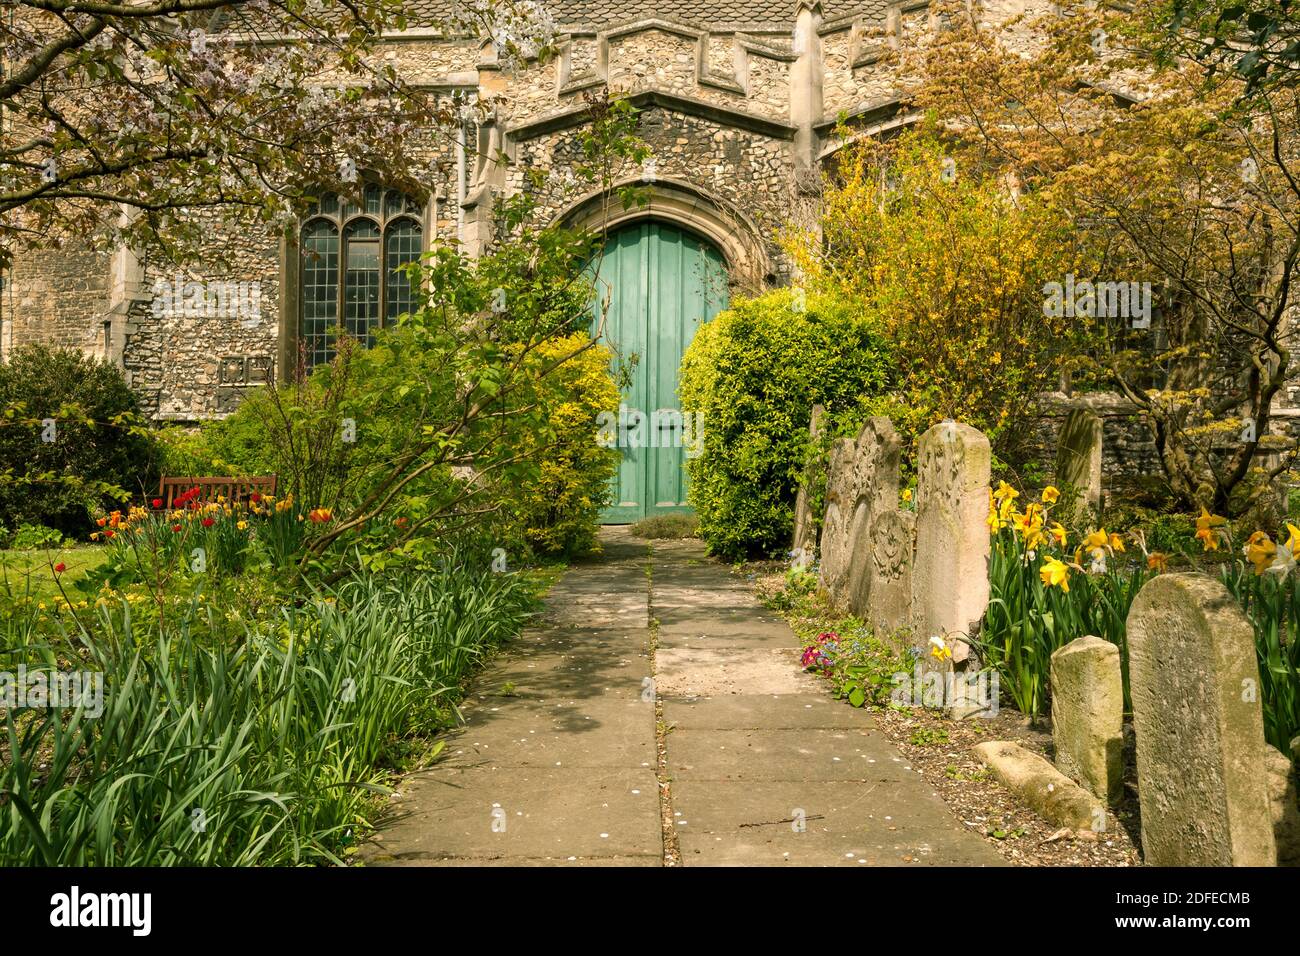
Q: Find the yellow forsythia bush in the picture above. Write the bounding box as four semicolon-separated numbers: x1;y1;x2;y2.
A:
517;333;620;556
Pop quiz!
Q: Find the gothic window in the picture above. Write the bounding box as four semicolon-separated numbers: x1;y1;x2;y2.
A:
299;184;424;369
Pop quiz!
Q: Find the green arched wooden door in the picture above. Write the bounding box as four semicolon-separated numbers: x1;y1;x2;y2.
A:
590;220;729;522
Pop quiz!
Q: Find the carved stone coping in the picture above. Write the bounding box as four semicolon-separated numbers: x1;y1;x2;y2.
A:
504;88;799;144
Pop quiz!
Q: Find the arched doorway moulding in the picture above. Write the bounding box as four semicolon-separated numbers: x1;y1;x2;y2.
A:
555;177;772;293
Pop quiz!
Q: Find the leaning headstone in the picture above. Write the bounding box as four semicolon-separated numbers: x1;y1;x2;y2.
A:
1127;573;1277;866
911;421;991;663
843;418;904;615
1055;408;1103;524
1050;636;1124;804
791;403;825;567
818;436;858;601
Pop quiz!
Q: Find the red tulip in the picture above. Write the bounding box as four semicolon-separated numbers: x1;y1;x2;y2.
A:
172;524;182;533
54;562;66;574
201;517;215;528
152;498;163;508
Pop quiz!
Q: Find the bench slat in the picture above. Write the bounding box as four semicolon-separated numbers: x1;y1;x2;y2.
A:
158;475;277;508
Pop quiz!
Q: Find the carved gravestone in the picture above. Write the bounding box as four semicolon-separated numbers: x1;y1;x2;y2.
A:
1055;408;1103;524
1127;573;1277;866
867;508;915;644
842;419;902;608
819;417;914;626
839;419;913;637
911;421;991;663
818;436;859;601
791;403;826;566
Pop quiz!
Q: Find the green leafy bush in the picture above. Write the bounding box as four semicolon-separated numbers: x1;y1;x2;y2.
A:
679;289;891;560
0;345;158;537
10;524;63;550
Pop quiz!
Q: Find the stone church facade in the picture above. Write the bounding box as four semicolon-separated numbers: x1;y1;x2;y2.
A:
2;0;1025;421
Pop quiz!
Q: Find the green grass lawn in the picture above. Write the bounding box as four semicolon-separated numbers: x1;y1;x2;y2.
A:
0;545;108;603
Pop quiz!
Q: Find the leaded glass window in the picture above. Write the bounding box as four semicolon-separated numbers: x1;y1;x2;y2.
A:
299;186;424;368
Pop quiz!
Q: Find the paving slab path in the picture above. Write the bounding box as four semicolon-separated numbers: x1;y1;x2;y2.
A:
361;528;1003;867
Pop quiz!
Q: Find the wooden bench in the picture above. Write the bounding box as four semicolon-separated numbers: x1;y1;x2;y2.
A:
157;476;277;508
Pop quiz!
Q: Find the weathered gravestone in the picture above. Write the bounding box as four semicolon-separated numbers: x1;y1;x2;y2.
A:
817;417;916;638
911;421;991;663
1055;408;1103;524
1050;635;1124;804
867;508;915;643
791;404;825;567
842;418;905;615
1127;573;1277;866
818;436;859;601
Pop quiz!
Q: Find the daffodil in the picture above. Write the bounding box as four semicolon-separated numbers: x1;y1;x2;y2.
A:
901;488;913;503
1108;532;1126;553
1040;557;1070;591
1041;486;1060;505
928;635;952;661
1245;531;1277;575
987;490;1006;533
1147;551;1169;573
1049;522;1068;547
1267;541;1296;580
993;480;1019;502
1195;507;1228;552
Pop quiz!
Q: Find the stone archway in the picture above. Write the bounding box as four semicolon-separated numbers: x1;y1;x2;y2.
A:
555;177;771;293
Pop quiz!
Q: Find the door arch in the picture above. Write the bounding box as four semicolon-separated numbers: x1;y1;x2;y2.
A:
590;220;730;522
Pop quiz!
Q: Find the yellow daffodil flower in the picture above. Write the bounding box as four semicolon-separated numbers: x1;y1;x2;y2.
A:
1147;551;1169;572
1040;557;1070;592
1194;507;1227;551
993;480;1019;502
1285;524;1300;553
1042;486;1060;505
1245;531;1277;576
1049;522;1067;547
